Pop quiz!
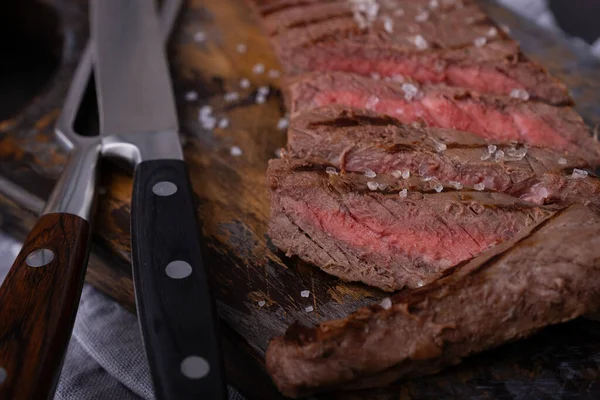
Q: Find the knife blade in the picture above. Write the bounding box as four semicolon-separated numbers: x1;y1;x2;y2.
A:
0;1;184;399
90;1;227;399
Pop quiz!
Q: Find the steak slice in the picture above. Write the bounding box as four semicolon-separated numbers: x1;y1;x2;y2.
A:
268;157;556;291
267;0;499;52
278;40;571;105
287;106;593;199
285;72;600;164
265;203;600;398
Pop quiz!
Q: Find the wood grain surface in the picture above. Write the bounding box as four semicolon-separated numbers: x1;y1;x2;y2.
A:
0;213;90;400
0;0;600;399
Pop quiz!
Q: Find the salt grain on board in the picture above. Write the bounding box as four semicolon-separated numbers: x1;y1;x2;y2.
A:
474;182;485;191
305;306;314;313
224;91;240;102
399;188;408;198
218;118;229;129
558;157;567;165
494;150;505;160
277;118;289;130
193;31;207;42
252;63;265;74
434;183;443;192
402;170;410;179
236;43;247;53
392;170;403;178
185;91;198;101
301;290;310;298
239;78;251;89
487;144;497;154
258;300;266;307
364;168;377;178
258;86;270;96
367;181;379;191
230;146;243;156
380;297;392;310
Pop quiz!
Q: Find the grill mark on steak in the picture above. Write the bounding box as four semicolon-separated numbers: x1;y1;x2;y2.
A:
265;204;600;397
285;72;600;164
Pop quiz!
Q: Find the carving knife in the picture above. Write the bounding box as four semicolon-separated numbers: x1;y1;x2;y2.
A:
0;1;183;399
90;0;227;398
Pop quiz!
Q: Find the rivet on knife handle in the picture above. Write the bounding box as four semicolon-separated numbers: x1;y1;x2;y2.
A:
131;159;226;399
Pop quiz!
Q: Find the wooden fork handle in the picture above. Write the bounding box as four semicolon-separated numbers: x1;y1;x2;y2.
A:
0;213;91;400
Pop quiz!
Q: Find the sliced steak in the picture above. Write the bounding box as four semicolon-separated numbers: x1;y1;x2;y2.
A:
287;106;593;199
285;72;600;164
268;157;556;291
267;0;499;52
278;40;571;105
265;203;600;398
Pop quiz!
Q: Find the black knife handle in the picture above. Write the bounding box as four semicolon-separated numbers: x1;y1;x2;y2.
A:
131;159;226;400
0;213;91;400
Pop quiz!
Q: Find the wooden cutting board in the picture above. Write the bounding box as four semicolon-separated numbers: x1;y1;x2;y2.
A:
1;0;600;398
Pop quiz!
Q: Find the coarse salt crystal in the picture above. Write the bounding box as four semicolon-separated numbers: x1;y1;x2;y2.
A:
383;16;394;33
510;88;530;101
193;31;207;42
258;300;266;307
572;168;588;179
392;170;403;178
474;36;487;47
256;94;267;104
365;95;380;110
487;144;497;154
325;166;338;175
305;305;314;312
380;297;392;310
218;118;229;129
434;140;447;152
258;86;270;96
402;170;410;179
434;183;443;192
558;157;567;165
474;182;485;191
487;27;498;37
429;0;439;9
200;117;216;130
185;91;198;101
365;168;377;178
252;63;265;74
402;83;419;101
494;150;505;160
514;148;527;158
399;188;408;198
481;153;491;161
230;146;243;156
367;181;379;191
268;69;280;78
415;10;429;22
277;117;289;130
413;34;429;49
301;290;310;298
239;78;251;89
199;105;212;116
236;43;247;53
449;181;463;190
224;91;240;102
378;183;388;190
